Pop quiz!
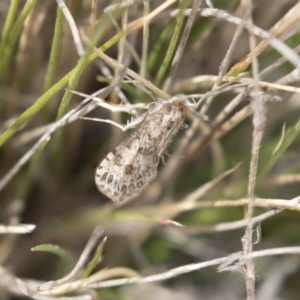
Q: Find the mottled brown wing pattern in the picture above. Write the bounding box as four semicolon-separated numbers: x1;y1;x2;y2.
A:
95;98;186;202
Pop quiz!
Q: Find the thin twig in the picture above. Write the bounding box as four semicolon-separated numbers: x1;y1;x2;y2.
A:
200;7;246;115
243;3;264;299
130;196;300;216
171;8;300;70
184;209;282;233
47;246;300;291
56;0;84;56
0;224;36;234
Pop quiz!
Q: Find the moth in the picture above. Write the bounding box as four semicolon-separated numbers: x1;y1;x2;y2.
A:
95;97;187;202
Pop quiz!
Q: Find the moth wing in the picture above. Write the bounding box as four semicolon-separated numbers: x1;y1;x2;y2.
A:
95;135;157;202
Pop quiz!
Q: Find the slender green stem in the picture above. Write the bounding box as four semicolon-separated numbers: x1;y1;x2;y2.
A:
0;0;20;112
0;0;38;85
80;240;105;279
147;20;174;72
51;14;119;174
43;5;64;92
0;0;19;60
154;0;187;86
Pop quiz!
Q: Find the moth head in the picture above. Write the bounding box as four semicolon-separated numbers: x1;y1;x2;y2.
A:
162;103;173;115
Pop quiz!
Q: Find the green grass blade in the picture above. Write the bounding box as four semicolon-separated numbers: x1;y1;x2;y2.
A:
154;0;187;86
0;0;38;85
0;0;20;63
0;23;125;149
260;119;300;177
43;4;64;92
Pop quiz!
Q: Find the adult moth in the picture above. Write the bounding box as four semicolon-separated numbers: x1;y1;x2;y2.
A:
95;97;187;203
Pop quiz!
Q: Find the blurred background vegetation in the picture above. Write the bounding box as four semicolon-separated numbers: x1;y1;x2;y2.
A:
1;0;300;299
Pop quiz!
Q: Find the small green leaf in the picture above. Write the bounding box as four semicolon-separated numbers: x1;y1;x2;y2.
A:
31;244;68;259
